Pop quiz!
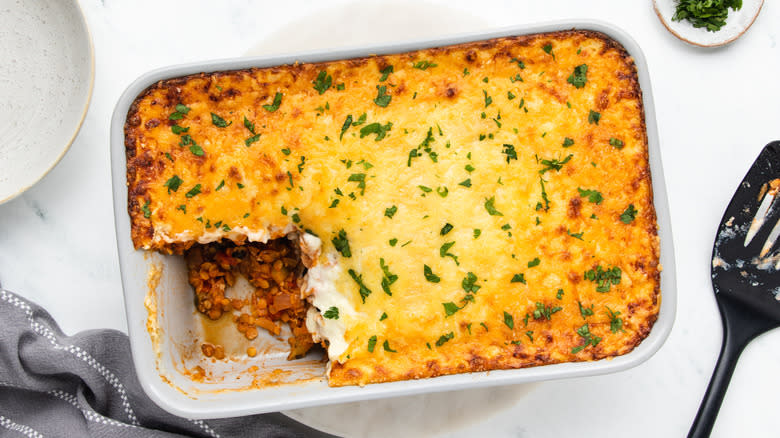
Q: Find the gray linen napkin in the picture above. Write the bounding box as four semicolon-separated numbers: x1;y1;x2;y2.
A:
0;288;336;438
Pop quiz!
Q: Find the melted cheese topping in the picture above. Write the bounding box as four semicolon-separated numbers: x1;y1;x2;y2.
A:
126;30;660;387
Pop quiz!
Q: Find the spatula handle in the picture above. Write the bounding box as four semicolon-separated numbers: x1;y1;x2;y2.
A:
687;326;743;438
688;296;777;438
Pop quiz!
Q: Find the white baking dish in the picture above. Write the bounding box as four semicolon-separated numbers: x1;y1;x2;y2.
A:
110;20;677;419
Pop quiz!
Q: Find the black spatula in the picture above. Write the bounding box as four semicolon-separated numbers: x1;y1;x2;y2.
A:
689;141;780;438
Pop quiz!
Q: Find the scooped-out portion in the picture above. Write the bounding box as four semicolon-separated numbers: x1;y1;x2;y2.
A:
185;237;316;360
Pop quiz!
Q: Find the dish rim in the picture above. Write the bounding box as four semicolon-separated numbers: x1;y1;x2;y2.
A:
0;0;95;205
110;18;677;419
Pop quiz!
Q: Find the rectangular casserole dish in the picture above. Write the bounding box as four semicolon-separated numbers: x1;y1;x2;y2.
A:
110;20;676;418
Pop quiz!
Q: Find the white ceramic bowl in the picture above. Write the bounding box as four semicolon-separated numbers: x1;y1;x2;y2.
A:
0;0;94;204
110;20;677;419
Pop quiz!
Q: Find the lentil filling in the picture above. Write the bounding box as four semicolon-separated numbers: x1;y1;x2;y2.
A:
185;238;315;360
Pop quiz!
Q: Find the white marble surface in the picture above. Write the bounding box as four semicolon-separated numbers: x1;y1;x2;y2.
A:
1;0;779;437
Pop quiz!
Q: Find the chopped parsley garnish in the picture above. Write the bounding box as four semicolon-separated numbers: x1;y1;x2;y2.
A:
527;257;541;268
588;110;601;125
567;64;588;88
542;43;555;59
511;273;526;284
245;134;261;146
507;91;516;100
437;186;448;198
606;306;625;333
185;184;201;198
483;90;492;108
281;148;291;155
672;0;742;32
379;258;398;296
538;177;551;211
380;312;388;321
163;175;183;193
584;265;622;292
384;205;397;218
263;92;283;112
502;144;518;163
567;229;584;240
510;57;526;69
413;60;437;70
332;229;351;258
406;127;438;164
215;180;225;191
571;324;601;354
578;187;604;204
462;272;481;294
336;83;345;90
440;223;453;235
539;154;573;174
556;289;564;299
323;307;339;320
348;269;372;303
189;143;204;156
286;171;294;189
348;173;367;195
379;65;393;81
297;156;306;173
141;200;151;218
389;238;398;246
459;178;472;188
418;185;432;194
423;265;440;283
171;124;189;135
165;152;174;162
562;137;575;147
473;229;481;239
367;336;377;352
312;70;332;95
352;113;367;126
620;204;638;224
407;149;421;167
526;331;534;342
609;137;624;149
176;204;186;214
359;122;393;141
503;311;514;329
339;115;353;140
243;116;256;134
436;332;454;347
440;241;459;265
210;112;231;127
374;85;392;107
465;164;475;173
578;301;594;319
443;302;460;317
383;340;397;352
484;197;504;216
169;103;190;120
533;302;562;320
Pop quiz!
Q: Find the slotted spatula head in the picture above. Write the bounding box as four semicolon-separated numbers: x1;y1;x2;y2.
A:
711;141;780;321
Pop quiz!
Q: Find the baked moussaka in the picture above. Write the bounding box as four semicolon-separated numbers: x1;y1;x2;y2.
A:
125;30;660;387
